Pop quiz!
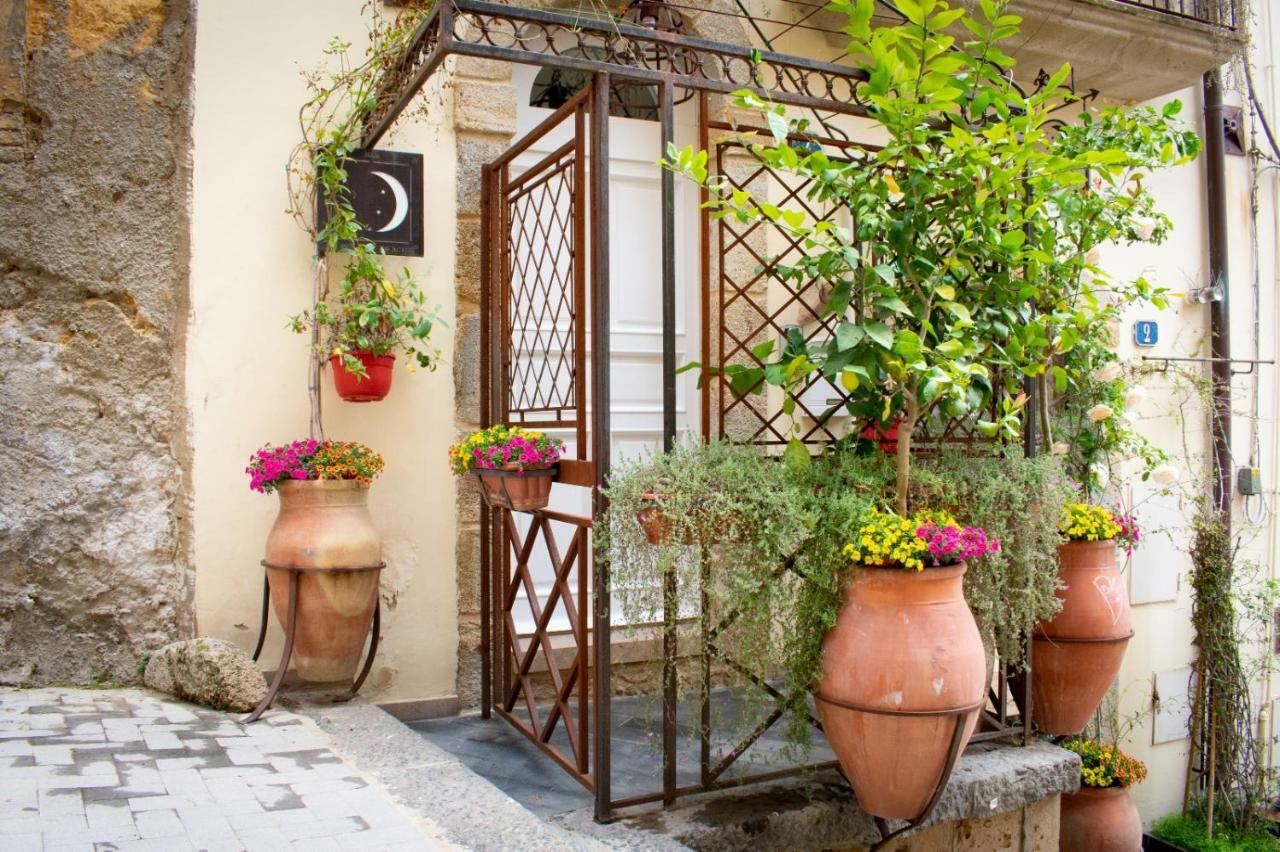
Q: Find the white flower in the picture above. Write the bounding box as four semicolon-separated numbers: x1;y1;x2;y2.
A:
1094;363;1123;383
1091;463;1111;490
1151;463;1179;485
1088;404;1115;422
1135;218;1157;241
1124;386;1147;409
1085;248;1101;265
1051;441;1070;456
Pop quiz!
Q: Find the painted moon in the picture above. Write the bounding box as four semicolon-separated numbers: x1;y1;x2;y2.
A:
371;170;409;233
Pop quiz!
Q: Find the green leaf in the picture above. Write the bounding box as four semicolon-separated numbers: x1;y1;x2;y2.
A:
874;296;911;316
782;438;812;471
892;330;923;361
1051;365;1068;393
836;321;865;350
766;109;789;144
863;321;894;350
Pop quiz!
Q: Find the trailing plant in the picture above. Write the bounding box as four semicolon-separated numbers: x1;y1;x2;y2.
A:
448;425;564;476
600;443;1074;752
246;439;385;493
905;452;1076;667
286;2;442;389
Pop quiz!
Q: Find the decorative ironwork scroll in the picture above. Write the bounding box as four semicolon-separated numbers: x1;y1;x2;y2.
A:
363;0;870;148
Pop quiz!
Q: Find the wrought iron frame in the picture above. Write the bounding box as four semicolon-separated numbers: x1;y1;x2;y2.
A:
365;0;1035;829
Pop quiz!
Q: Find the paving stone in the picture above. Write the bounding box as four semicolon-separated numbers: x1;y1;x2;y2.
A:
0;688;469;850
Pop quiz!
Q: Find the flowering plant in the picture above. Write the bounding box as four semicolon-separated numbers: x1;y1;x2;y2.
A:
1062;739;1148;788
246;440;385;493
1113;508;1141;555
449;425;563;476
843;508;999;571
1059;502;1123;543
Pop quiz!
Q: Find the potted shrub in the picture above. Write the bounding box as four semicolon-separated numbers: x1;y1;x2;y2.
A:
1031;503;1139;735
1059;738;1147;852
817;508;998;820
449;425;563;512
247;439;385;682
291;263;442;403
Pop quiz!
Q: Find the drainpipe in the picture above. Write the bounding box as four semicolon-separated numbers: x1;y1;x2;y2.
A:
1204;69;1232;519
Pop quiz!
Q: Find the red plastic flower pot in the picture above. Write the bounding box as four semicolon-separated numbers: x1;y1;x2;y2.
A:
859;420;900;455
330;351;395;403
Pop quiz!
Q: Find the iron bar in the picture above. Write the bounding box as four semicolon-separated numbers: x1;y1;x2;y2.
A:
480;163;494;720
659;77;679;809
590;73;614;823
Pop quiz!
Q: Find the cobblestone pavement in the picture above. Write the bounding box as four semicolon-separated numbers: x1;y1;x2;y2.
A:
0;687;457;851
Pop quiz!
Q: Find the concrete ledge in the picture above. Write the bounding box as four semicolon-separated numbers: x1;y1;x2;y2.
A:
552;742;1079;851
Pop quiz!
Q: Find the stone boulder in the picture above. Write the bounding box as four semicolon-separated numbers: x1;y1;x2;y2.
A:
143;638;266;712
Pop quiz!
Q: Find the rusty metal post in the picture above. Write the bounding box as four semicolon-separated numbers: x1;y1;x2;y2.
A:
590;73;614;823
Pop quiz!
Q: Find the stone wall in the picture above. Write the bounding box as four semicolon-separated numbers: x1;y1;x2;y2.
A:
0;0;194;685
451;54;517;708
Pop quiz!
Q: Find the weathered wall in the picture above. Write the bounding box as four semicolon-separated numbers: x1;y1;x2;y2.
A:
0;0;195;684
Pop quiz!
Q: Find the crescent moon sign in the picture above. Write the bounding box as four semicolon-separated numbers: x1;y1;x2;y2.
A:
371;170;410;233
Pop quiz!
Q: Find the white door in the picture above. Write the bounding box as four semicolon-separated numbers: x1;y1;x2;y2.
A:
506;66;701;633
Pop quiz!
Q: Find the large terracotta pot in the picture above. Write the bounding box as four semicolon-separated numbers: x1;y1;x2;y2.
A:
265;479;382;682
817;564;986;820
1032;540;1131;735
1059;785;1142;852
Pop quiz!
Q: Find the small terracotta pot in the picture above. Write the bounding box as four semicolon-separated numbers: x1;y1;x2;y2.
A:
475;465;556;512
330;351;395;402
1059;785;1142;852
1032;540;1132;735
817;563;985;820
635;493;713;546
265;480;382;683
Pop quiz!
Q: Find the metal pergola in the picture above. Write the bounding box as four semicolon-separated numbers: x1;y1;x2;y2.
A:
361;0;1031;834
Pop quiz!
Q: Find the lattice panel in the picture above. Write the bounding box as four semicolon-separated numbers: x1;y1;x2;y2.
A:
709;129;1001;449
503;146;580;426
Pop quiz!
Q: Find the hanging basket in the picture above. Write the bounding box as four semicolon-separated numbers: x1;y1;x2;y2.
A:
474;464;557;512
331;351;395;402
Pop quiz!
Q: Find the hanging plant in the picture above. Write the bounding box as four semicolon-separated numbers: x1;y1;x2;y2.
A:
286;3;442;407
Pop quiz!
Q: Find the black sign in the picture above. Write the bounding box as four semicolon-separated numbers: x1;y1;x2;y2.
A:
316;149;423;257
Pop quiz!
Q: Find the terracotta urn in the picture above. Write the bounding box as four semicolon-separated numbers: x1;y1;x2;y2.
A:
1059;785;1142;852
475;464;556;512
817;564;986;820
1032;540;1131;735
265;479;382;683
330;351;395;402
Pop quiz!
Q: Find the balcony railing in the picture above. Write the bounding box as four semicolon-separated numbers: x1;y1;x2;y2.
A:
1115;0;1237;28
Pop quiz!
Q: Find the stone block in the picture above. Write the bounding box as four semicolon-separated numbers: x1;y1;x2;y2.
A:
142;638;266;713
453;56;511;82
454;81;516;136
455;525;481;615
456;137;509;217
453;311;482;425
455;216;483;305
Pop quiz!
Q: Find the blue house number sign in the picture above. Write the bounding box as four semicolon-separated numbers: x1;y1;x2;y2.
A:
1133;320;1159;348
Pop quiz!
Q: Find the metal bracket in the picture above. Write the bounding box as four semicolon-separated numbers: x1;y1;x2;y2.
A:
1140;355;1274;377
